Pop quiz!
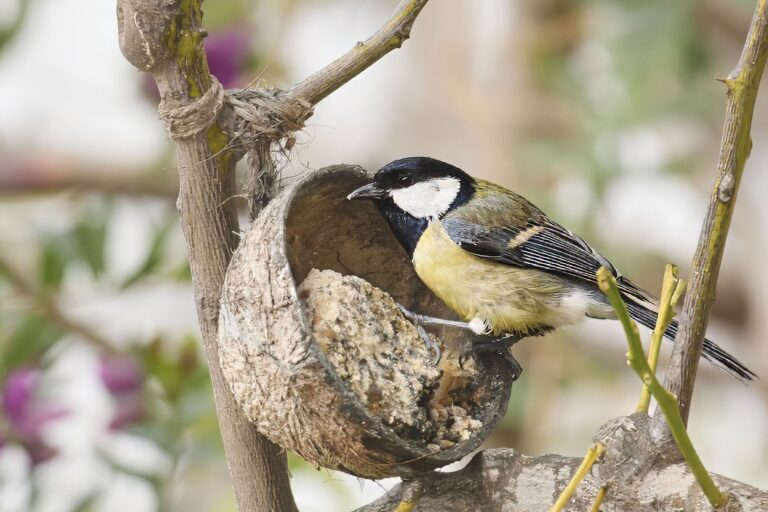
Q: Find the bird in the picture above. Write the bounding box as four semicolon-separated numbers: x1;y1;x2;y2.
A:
347;156;756;381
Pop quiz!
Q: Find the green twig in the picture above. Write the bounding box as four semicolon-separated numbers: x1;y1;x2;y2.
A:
590;486;607;512
597;267;728;508
635;264;685;413
550;443;604;512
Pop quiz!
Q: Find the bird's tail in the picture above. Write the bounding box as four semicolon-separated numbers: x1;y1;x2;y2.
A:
617;277;756;382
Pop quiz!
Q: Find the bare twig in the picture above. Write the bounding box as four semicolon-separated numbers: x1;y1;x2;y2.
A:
286;0;429;105
662;0;768;425
590;487;607;512
0;254;116;353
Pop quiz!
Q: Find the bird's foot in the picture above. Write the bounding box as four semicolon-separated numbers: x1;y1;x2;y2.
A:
396;304;449;365
415;323;442;366
459;333;524;381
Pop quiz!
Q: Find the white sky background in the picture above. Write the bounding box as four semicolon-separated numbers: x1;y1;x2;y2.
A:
0;0;766;510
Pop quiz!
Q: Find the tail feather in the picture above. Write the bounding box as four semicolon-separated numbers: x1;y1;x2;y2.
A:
623;299;756;381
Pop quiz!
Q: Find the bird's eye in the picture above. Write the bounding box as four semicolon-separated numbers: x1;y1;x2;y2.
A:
397;175;414;186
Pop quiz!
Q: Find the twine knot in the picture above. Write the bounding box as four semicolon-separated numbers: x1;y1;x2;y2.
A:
158;77;225;139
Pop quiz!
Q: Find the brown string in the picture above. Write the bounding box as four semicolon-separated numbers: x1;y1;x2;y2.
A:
157;79;314;216
158;77;225;139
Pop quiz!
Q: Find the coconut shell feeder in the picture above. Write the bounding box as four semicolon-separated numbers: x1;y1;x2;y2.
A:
218;165;516;480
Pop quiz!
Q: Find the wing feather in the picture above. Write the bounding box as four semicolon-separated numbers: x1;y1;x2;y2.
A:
442;216;612;283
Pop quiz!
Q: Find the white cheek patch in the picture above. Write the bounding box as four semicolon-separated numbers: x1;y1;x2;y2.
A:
389;177;461;220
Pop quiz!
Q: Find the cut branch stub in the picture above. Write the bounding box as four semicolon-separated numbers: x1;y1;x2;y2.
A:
218;165;515;479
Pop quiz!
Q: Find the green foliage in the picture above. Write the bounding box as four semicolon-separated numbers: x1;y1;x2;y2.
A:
37;200;111;290
0;0;30;50
39;240;68;289
0;314;62;376
74;212;109;278
122;217;176;288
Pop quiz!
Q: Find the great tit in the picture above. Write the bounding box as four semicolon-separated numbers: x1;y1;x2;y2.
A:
347;156;755;381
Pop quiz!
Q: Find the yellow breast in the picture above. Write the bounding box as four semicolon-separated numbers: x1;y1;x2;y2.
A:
412;221;581;335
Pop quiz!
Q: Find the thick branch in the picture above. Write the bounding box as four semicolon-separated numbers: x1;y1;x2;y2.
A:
117;1;296;511
661;0;768;425
286;0;429;105
116;0;432;510
359;451;768;511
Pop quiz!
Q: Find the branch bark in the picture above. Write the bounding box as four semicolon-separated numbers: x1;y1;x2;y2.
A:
116;1;430;510
661;0;768;426
358;452;768;512
358;416;768;512
117;2;296;511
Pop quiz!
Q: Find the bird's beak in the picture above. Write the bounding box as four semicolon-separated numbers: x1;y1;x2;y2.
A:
347;182;386;200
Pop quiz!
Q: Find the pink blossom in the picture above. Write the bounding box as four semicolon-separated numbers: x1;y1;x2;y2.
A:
1;367;68;464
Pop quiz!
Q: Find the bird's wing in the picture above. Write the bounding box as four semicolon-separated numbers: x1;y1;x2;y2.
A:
442;215;656;305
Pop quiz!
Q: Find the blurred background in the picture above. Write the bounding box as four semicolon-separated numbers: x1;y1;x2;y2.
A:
1;0;767;510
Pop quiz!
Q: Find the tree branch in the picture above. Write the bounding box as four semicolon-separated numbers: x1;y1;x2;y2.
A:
117;2;296;511
116;1;431;510
286;0;429;105
660;0;768;426
357;418;768;511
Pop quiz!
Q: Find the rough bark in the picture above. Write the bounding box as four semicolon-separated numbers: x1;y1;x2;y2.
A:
116;1;430;510
358;415;768;512
116;1;297;510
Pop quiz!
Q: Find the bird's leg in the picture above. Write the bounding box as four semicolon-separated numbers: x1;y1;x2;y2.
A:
459;333;524;381
396;304;448;364
397;304;476;331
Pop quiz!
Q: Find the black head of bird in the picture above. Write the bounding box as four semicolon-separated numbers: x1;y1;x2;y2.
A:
347;157;478;256
348;157;473;220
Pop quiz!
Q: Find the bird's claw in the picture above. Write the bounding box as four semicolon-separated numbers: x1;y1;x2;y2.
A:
397;304;442;365
417;324;442;365
458;335;524;381
458;345;477;371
